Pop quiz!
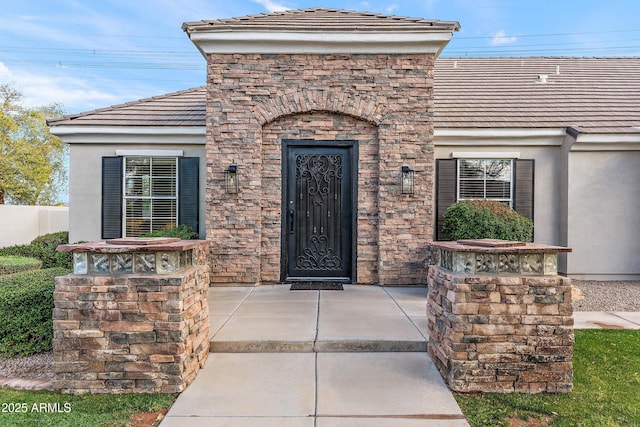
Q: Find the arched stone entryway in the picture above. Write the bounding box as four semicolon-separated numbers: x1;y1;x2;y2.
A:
261;111;378;284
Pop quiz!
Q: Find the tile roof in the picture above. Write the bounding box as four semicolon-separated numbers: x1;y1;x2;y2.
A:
434;57;640;133
49;57;640;134
48;86;207;127
183;8;459;33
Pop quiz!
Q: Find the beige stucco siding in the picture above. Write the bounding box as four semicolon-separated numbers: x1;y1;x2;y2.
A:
68;143;206;244
565;150;640;279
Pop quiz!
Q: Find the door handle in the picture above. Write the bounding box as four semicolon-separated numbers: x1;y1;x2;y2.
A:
289;208;294;234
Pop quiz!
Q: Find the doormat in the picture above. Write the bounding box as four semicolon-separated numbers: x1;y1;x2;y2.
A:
290;282;344;291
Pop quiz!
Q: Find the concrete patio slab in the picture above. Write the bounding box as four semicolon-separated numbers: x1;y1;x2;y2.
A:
574;311;640;329
211;314;317;342
410;316;430;340
317;315;426;343
394;300;429;317
207;287;251;315
234;300;319;317
385;288;429;317
209;285;429;352
385;287;428;300
316;353;465;418
320;285;394;301
319;299;405;316
209;315;229;336
165;353;316;418
245;286;319;301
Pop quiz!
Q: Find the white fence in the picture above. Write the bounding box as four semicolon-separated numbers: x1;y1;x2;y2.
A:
0;205;69;247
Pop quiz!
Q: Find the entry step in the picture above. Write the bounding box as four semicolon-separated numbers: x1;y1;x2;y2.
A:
210;339;427;353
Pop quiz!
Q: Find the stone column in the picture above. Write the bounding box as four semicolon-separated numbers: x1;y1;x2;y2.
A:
427;239;573;393
54;238;210;394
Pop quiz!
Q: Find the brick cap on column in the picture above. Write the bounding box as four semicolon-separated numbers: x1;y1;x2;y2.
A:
429;240;572;254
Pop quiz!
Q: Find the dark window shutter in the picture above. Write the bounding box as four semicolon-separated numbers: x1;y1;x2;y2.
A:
435;158;457;241
178;157;199;235
102;157;123;239
513;159;535;221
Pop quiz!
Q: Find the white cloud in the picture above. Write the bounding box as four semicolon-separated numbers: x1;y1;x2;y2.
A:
0;61;133;113
0;62;12;77
384;4;399;14
251;0;289;13
423;0;439;9
490;30;518;46
359;2;399;14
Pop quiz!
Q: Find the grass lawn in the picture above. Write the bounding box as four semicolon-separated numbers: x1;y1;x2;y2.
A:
455;329;640;426
0;389;174;427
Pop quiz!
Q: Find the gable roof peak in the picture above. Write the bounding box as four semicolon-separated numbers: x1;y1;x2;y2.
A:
183;7;459;33
183;8;459;55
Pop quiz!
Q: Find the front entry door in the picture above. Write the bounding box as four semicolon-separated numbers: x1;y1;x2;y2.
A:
283;142;355;282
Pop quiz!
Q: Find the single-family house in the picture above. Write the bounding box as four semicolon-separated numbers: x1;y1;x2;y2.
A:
48;8;640;283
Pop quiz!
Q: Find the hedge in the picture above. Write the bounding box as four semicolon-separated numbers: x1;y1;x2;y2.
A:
442;200;533;242
142;224;199;240
0;256;42;276
0;267;70;358
0;231;72;269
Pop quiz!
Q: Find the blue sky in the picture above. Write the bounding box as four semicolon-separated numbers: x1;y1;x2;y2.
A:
1;0;639;114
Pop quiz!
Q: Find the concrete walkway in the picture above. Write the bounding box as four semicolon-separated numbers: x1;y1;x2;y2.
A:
161;285;469;426
161;285;640;427
573;311;640;329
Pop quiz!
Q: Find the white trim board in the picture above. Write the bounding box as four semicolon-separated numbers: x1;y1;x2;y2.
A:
49;125;205;144
115;149;184;157
187;30;455;55
452;152;520;159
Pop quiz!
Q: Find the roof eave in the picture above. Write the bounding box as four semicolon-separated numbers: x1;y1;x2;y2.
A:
49;125;206;144
567;127;640;150
185;29;456;56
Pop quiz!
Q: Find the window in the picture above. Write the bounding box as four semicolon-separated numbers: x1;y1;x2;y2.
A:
124;157;178;236
102;156;199;240
458;159;512;207
435;158;534;241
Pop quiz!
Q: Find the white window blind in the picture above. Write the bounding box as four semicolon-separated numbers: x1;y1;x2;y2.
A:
123;157;177;237
458;159;513;206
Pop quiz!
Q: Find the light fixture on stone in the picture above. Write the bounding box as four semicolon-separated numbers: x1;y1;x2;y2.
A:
401;164;415;194
225;162;238;194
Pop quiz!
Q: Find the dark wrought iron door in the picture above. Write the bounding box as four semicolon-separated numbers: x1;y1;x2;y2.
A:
284;145;353;281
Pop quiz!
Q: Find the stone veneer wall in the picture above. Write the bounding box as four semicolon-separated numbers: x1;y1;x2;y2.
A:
53;242;210;394
206;53;436;285
427;266;574;393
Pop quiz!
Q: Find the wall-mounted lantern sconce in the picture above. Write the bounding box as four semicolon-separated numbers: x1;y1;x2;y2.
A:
401;164;415;195
225;162;238;194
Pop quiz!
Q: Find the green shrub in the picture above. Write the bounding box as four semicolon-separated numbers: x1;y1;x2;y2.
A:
442;200;533;242
0;267;70;358
0;256;42;276
142;224;199;240
30;231;69;247
0;231;72;269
